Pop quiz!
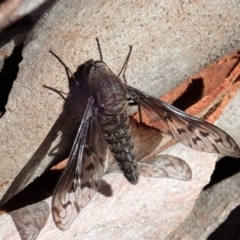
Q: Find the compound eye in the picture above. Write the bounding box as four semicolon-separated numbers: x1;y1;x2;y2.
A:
84;60;108;77
94;62;107;68
89;61;107;74
89;65;96;73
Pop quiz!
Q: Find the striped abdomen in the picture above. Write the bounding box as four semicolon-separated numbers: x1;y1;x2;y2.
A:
98;108;138;184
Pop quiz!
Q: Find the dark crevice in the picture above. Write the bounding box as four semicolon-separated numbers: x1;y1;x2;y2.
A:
207;205;240;240
203;157;240;238
204;156;240;190
0;44;23;117
172;77;204;111
0;0;58;117
202;101;221;120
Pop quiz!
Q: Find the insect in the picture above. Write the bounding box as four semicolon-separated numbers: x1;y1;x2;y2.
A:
51;38;240;230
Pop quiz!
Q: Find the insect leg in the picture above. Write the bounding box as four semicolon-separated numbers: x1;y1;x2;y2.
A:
43;85;69;101
49;50;79;86
48;50;90;97
128;91;143;123
43;85;86;108
118;45;133;83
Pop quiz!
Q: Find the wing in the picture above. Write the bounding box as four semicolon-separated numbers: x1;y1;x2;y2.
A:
138;155;192;181
127;85;240;158
52;97;107;231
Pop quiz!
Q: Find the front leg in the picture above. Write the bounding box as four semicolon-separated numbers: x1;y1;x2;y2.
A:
127;91;143;123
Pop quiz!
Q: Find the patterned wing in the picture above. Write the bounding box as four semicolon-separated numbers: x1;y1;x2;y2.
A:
138;155;192;181
52;97;107;231
127;85;240;158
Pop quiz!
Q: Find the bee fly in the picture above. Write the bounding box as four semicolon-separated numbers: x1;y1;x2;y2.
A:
52;38;240;230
